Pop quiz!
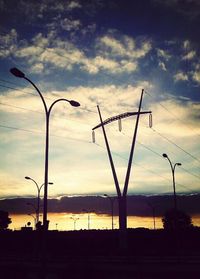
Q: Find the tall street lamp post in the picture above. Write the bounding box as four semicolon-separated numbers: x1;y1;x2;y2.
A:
25;176;53;223
162;153;182;211
10;67;80;230
83;209;92;230
104;194;116;230
147;202;156;230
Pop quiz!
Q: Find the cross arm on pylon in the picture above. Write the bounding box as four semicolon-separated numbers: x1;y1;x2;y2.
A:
92;110;152;131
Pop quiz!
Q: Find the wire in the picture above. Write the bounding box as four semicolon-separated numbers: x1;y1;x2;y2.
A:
0;78;33;89
0;82;97;114
94;142;196;193
0;101;95;129
0;101;43;114
1;79;199;177
0;83;37;97
120;130;200;181
152;127;200;164
145;90;200;138
0;123;91;144
0;123;198;194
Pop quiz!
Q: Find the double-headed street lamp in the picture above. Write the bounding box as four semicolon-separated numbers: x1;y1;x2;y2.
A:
70;215;79;231
10;67;80;230
162;153;182;210
25;176;53;223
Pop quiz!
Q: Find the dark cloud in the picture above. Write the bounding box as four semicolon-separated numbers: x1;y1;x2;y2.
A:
1;194;200;216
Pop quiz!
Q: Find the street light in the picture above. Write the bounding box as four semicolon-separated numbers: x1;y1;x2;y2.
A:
10;67;80;230
25;176;53;223
147;202;156;230
162;153;182;210
82;209;93;230
103;194;116;230
70;215;79;231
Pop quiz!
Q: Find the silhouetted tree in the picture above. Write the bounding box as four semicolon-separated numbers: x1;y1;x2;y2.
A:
162;208;192;230
0;210;12;230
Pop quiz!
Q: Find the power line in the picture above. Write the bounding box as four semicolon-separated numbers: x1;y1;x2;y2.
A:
0;123;90;144
95;111;200;186
179;166;200;180
1;80;199;169
120;130;200;181
152;127;200;164
0;101;95;129
0;101;43;114
0;122;198;194
145;90;200;138
0;81;97;114
0;78;33;90
0;83;37;97
93;142;196;193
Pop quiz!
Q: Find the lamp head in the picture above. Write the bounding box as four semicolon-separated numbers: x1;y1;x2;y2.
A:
25;176;31;180
69;100;80;107
162;153;168;158
10;68;25;78
48;182;54;185
177;163;182;166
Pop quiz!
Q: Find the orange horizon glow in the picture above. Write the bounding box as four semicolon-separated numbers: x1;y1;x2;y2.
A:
9;212;200;231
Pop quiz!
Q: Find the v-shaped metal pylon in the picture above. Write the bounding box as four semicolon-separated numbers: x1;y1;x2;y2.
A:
93;89;151;200
92;89;152;248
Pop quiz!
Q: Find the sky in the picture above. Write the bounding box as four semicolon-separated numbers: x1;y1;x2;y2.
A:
0;0;200;200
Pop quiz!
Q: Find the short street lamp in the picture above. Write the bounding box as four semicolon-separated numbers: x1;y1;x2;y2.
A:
25;176;53;223
10;67;80;230
70;216;79;231
162;153;182;210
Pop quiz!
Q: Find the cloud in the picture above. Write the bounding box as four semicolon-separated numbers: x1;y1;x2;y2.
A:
67;1;82;10
182;50;196;60
183;40;190;50
1;80;200;198
15;0;82;21
174;72;189;82
1;194;200;215
98;35;151;59
61;18;82;31
192;70;200;84
0;29;17;58
151;98;200;137
157;48;171;61
158;61;167;71
9;31;150;75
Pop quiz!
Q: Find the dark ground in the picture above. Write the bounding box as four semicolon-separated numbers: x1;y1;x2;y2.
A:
1;228;200;278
